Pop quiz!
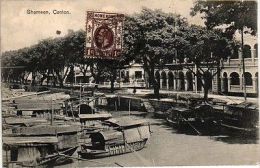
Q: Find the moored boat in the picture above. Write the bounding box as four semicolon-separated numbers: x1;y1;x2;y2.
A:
3;125;79;167
166;104;221;135
165;106;194;127
78;116;151;158
219;102;259;136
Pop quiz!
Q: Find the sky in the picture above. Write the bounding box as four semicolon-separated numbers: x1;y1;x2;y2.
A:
1;0;205;52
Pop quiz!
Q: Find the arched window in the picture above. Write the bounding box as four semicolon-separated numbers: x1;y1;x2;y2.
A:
243;45;251;58
231;45;239;59
244;72;252;86
254;44;258;58
230;72;240;85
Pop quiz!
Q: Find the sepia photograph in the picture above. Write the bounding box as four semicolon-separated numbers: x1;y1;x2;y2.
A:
1;0;259;167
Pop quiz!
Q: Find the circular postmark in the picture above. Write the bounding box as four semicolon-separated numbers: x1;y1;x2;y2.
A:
94;25;114;50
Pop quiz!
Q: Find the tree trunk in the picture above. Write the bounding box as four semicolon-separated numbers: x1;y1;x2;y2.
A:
204;87;209;102
31;71;36;86
150;64;155;87
203;71;212;102
149;63;159;99
143;57;151;88
47;70;50;86
110;69;116;93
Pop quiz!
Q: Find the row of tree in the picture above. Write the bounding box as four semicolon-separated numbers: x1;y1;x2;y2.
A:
1;30;123;88
1;1;257;100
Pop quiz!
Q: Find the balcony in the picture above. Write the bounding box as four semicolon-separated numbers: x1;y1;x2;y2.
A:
224;58;258;67
229;85;255;93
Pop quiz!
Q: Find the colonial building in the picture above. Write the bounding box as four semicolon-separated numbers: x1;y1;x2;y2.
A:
125;35;258;97
221;35;258;96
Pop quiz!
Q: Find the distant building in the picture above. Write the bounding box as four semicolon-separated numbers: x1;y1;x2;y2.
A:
221;35;258;96
125;35;258;97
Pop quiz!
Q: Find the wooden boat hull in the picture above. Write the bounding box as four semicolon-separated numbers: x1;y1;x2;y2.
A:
166;117;220;134
16;146;78;167
219;121;259;137
78;139;147;159
154;111;166;119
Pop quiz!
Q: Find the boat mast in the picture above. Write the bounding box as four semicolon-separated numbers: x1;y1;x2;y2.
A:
79;84;82;114
51;97;54;125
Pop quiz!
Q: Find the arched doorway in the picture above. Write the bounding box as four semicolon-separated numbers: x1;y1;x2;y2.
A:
155;71;160;89
197;71;202;91
161;71;167;89
178;71;185;91
168;71;174;90
186;71;193;91
222;72;228;93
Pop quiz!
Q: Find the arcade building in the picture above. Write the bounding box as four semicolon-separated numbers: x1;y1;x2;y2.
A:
122;36;258;97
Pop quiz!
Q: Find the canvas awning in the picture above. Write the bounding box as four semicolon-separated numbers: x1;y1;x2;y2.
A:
3;136;58;146
170;107;191;113
13;125;79;136
4;117;48;125
228;102;258;110
104;116;149;128
79;113;112;121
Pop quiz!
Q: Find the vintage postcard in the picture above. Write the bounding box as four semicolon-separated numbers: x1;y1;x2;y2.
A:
1;0;259;167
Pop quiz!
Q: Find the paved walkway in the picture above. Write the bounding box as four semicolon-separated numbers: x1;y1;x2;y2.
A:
125;88;258;104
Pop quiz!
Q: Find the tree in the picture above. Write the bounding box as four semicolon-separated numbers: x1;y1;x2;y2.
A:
179;25;235;101
191;0;257;100
124;8;188;95
191;1;257;36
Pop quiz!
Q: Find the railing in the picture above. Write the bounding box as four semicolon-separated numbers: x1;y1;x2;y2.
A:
229;85;255;93
98;81;146;88
224;58;258;66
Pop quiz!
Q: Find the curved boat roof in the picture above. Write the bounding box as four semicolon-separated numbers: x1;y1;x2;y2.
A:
79;113;112;120
90;130;123;142
104;116;149;127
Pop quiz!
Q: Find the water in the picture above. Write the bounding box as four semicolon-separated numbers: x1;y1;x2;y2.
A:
56;116;259;167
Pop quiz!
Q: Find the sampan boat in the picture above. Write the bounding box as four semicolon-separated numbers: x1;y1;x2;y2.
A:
3;136;78;167
220;102;259;136
3;125;79;167
78;117;151;158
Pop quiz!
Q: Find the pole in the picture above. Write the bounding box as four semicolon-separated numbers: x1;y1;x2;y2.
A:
51;97;54;125
6;149;9;168
128;99;131;116
79;84;81;114
241;27;247;101
195;64;198;94
119;69;121;88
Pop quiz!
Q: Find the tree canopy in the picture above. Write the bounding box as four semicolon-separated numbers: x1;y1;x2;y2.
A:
191;0;257;37
124;8;188;88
